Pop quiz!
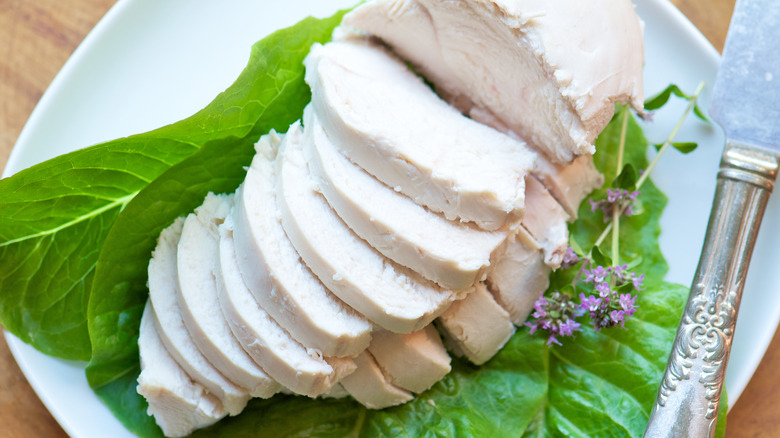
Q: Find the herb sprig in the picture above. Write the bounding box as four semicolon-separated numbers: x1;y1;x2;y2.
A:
526;82;707;346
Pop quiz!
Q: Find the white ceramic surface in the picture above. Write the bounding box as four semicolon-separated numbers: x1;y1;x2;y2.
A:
4;0;767;437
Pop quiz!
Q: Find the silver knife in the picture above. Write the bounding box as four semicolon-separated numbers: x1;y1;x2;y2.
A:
644;1;780;437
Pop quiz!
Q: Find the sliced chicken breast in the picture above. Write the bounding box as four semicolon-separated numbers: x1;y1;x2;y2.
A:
342;0;644;163
304;107;507;290
532;154;604;219
367;326;450;394
304;38;535;230
339;351;413;409
486;228;550;325
216;218;355;397
319;383;350;399
232;131;372;358
468;106;603;218
147;218;249;415
137;302;225;437
278;122;457;333
176;193;279;399
521;176;570;269
438;283;515;365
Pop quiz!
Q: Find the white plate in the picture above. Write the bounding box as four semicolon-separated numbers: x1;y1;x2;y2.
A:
3;0;770;436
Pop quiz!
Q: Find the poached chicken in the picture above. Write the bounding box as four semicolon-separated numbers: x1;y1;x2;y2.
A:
137;0;643;433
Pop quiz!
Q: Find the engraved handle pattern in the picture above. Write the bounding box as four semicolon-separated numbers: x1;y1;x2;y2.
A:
644;144;778;438
656;284;737;419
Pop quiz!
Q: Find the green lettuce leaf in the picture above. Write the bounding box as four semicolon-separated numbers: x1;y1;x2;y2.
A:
0;133;192;360
0;10;346;361
92;100;726;437
85;135;255;389
80;11;349;435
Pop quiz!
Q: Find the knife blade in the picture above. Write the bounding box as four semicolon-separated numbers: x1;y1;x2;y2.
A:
644;1;780;437
710;0;780;150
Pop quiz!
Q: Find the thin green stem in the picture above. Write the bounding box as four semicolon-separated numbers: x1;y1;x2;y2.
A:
611;107;630;266
592;82;705;252
635;81;706;190
616;106;629;176
611;204;621;266
593;222;613;251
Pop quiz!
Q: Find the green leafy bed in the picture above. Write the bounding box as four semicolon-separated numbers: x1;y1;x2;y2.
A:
0;10;726;438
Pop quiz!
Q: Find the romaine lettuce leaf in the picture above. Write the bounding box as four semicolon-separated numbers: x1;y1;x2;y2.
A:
92;100;726;436
80;11;349;435
0;9;347;361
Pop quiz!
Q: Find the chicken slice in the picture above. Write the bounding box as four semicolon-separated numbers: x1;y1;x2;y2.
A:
304;38;535;230
216;218;355;397
438;283;516;365
304;107;507;290
521;176;570;269
368;326;451;394
531;154;604;219
278;122;458;333
176;193;280;399
232;130;372;358
486;228;550;325
137;302;225;438
339;351;414;409
319;384;350;399
469;106;604;218
147;218;249;415
342;0;644;163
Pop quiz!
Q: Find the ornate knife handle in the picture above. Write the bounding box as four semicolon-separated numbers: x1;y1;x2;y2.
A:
644;143;779;438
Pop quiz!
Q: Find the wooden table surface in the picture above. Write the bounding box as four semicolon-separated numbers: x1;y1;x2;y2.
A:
0;0;775;437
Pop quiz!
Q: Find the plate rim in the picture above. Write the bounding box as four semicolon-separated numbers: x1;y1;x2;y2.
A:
7;0;765;437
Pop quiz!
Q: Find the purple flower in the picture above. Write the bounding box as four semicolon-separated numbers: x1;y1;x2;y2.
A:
612;264;628;280
594;267;608;283
606;188;620;203
610;309;626;327
527;251;647;345
624;191;641;216
619;293;637;317
596;282;611;297
525;290;582;347
580;293;602;312
532;292;547;318
585;265;608;284
631;273;645;291
589;189;641;221
589;198;600;213
559;319;581;336
562;247;579;268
